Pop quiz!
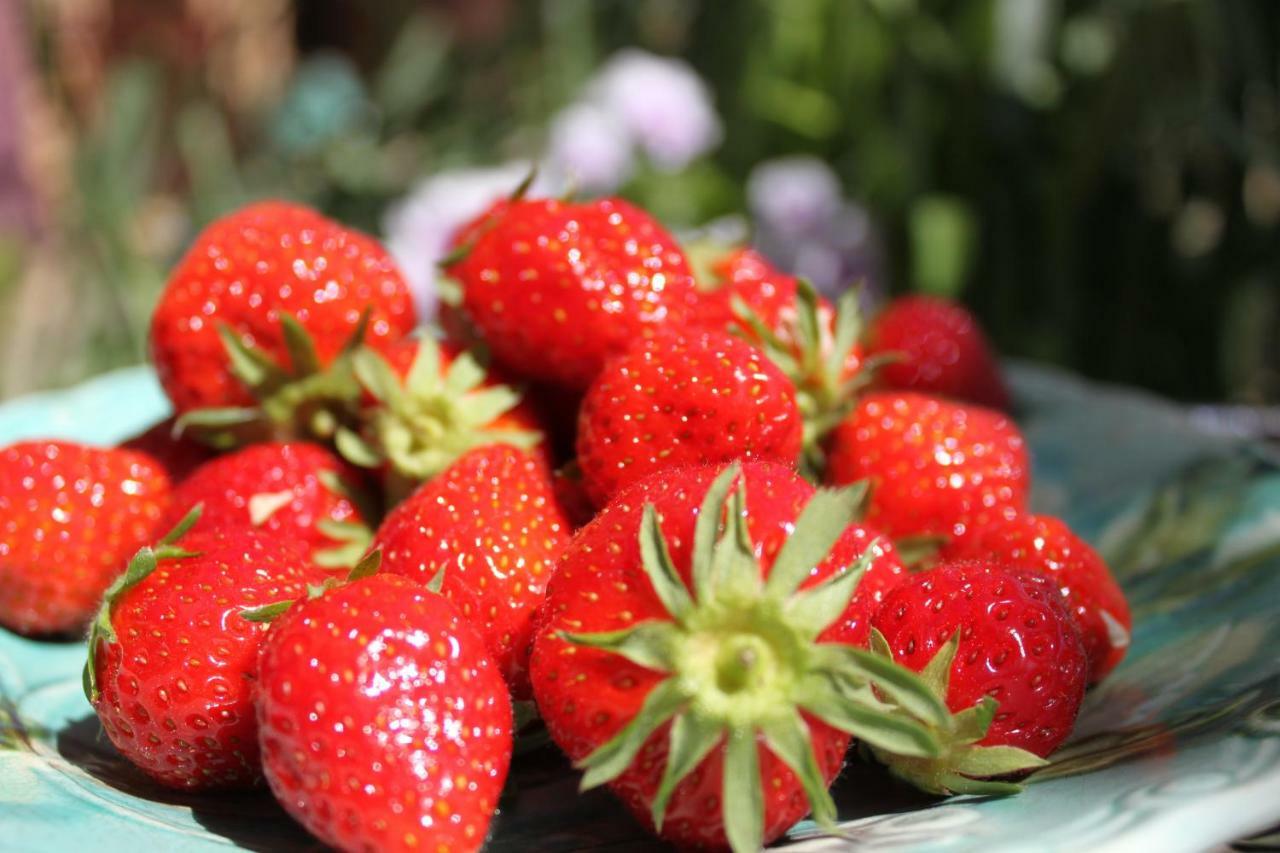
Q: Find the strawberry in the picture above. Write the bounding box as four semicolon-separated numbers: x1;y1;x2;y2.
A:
867;560;1087;793
867;295;1010;410
575;328;802;507
694;247;808;335
85;513;320;789
695;247;875;472
830;525;910;648
445;197;700;390
530;462;953;852
150;200;417;445
160;442;370;569
825;391;1030;543
372;444;572;697
336;334;546;499
119;417;214;483
0;441;171;635
943;513;1131;682
255;573;512;853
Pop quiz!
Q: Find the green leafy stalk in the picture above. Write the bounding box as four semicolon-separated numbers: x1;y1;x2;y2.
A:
729;278;880;479
339;338;541;489
180;312;370;448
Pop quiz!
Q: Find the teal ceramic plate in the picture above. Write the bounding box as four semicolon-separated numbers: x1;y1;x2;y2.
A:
2;365;1279;852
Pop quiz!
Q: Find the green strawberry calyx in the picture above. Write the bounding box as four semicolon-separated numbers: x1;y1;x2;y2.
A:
863;628;1049;795
82;505;205;703
333;336;541;499
732;280;892;477
559;464;956;853
175;311;370;449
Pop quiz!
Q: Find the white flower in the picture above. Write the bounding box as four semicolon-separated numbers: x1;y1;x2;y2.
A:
381;163;559;320
546;102;634;192
587;49;722;171
746;156;844;239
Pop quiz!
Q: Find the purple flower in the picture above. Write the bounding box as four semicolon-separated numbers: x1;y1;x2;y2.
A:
382;162;560;320
747;157;885;307
546;102;634;193
587;49;722;171
747;156;844;240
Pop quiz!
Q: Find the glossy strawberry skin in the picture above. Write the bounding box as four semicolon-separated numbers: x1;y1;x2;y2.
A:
256;574;512;853
119;417;214;483
576;328;803;507
0;441;171;635
825;391;1029;542
695;247;803;333
448;197;700;390
943;513;1131;682
830;527;909;648
372;444;572;698
530;462;883;849
160;442;363;566
91;529;319;789
867;295;1009;410
872;561;1087;758
150;200;417;414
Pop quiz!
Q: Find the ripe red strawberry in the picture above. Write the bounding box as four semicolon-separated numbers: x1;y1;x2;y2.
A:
372;444;572;697
830;525;910;648
337;334;547;497
825;391;1030;542
943;513;1131;682
150;200;417;442
867;295;1010;410
868;560;1087;793
160;442;369;569
694;247;874;471
530;462;950;852
576;328;802;507
119;417;213;483
445;197;700;390
694;247;808;335
256;573;512;853
0;441;171;635
86;517;320;789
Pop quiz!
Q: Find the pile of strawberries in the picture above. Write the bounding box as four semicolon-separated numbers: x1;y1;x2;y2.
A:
0;191;1131;852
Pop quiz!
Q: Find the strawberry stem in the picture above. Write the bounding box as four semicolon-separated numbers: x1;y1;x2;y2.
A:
181;313;370;449
730;280;873;480
863;629;1049;794
341;339;541;489
560;463;952;853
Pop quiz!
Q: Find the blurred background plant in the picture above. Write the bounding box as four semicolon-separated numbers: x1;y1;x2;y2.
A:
0;0;1277;403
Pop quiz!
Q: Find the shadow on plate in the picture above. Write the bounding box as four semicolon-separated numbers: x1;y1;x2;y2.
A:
489;742;664;852
50;715;945;851
54;713;319;851
52;714;658;851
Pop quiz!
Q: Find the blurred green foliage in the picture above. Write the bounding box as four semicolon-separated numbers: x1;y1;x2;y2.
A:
6;0;1279;403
